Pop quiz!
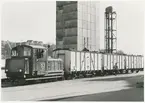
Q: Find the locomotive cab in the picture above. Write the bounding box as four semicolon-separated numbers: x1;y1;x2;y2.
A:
5;44;64;82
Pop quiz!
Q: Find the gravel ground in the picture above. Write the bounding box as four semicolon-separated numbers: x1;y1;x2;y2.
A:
1;69;6;79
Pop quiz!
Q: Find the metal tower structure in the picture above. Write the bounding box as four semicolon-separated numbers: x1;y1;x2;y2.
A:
105;6;117;53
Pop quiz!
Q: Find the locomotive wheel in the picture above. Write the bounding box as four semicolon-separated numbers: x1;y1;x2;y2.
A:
41;79;48;83
11;79;19;86
64;75;71;80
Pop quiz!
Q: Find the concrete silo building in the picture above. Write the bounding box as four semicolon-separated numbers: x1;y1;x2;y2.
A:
56;1;100;51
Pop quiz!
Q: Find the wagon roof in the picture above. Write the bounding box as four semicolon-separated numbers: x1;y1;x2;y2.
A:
47;58;62;61
53;48;71;51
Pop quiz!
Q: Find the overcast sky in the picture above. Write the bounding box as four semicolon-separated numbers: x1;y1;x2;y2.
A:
0;0;144;55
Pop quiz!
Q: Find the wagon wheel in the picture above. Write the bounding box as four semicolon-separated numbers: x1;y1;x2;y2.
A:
79;73;83;78
117;70;120;74
136;70;139;73
19;79;26;85
125;70;129;74
92;72;96;77
100;71;105;76
61;76;65;80
120;70;123;74
131;69;134;73
73;74;77;79
71;71;77;79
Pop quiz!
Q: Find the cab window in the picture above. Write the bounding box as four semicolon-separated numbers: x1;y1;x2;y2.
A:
11;46;32;57
36;49;45;59
11;50;18;56
24;47;31;56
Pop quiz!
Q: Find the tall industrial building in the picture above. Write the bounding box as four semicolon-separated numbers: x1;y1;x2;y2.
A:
56;1;100;51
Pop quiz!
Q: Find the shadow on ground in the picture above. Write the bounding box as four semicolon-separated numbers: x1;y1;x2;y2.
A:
47;88;143;101
43;73;144;101
84;74;144;88
84;75;143;82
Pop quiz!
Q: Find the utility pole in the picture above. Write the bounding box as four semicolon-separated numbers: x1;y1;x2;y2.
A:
6;40;12;50
6;40;12;58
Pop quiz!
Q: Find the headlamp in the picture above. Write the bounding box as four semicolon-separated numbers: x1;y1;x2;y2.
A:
19;69;22;72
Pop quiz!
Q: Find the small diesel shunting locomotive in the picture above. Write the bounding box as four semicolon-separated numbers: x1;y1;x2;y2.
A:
5;45;64;84
5;45;144;85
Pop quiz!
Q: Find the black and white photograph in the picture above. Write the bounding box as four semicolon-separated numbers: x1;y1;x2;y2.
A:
1;0;144;101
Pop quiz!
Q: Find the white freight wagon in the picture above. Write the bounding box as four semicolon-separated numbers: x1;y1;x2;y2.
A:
52;50;103;77
52;49;144;79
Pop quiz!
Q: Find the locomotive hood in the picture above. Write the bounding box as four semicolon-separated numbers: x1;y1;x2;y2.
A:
5;58;25;72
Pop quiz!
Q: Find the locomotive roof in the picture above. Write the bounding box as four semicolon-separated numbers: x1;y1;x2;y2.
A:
28;45;46;49
13;45;46;49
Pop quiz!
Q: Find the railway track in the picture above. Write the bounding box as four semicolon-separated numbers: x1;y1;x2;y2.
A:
1;70;141;88
1;77;63;88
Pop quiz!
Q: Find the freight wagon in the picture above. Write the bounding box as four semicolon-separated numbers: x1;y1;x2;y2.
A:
52;49;144;79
